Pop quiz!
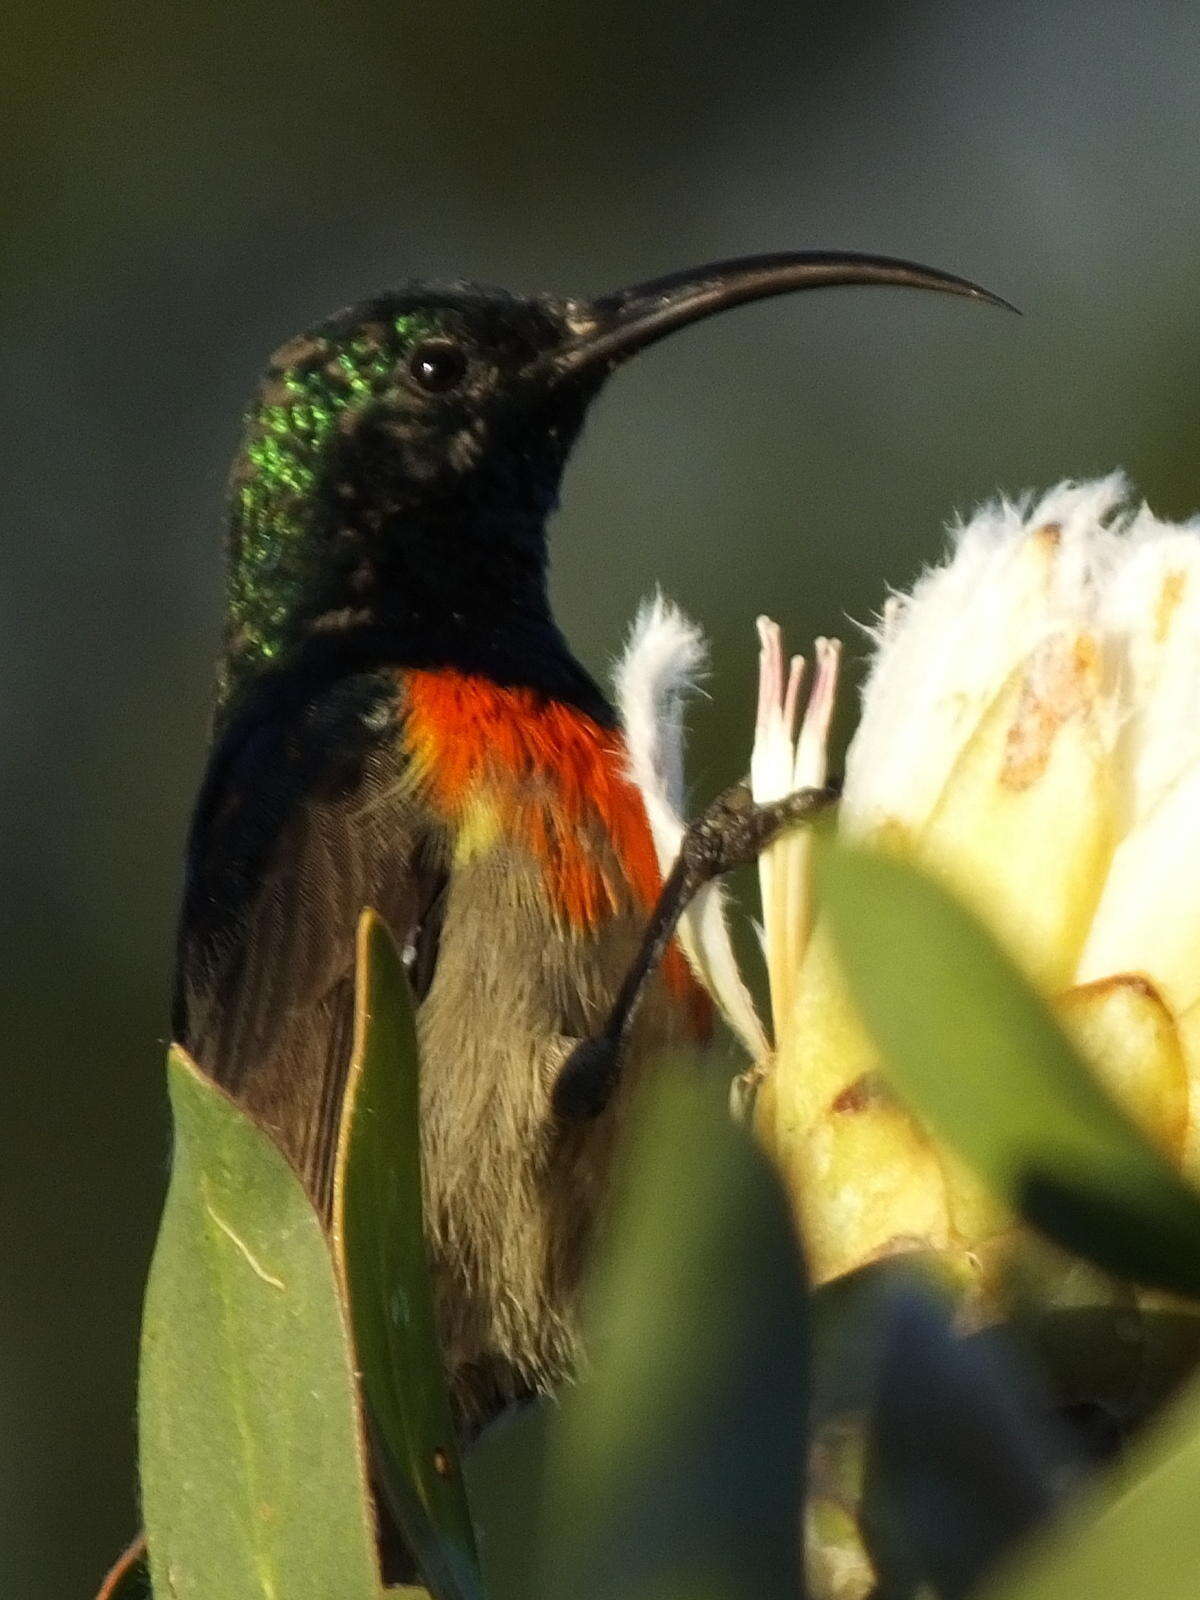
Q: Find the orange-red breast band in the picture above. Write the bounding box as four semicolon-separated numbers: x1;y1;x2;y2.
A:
403;668;709;1027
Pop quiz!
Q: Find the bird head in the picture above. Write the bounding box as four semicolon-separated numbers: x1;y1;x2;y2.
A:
221;254;1011;703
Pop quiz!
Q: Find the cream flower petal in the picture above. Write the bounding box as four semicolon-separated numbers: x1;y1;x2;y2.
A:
1058;976;1188;1160
1099;524;1200;827
1076;759;1200;1021
841;474;1128;845
915;631;1115;991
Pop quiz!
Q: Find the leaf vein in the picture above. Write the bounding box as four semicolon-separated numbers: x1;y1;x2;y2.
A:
205;1203;287;1291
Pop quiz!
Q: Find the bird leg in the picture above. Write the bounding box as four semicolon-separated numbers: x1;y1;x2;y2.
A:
552;779;838;1120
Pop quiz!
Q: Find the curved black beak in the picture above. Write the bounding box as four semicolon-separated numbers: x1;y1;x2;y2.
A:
552;251;1016;381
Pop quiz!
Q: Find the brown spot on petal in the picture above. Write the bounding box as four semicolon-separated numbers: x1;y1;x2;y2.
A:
1033;520;1062;548
1068;970;1160;1005
1001;634;1098;791
831;1072;887;1115
1156;569;1187;643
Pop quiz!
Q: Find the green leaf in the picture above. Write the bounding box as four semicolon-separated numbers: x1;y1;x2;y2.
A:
1017;1305;1200;1442
809;1251;958;1427
821;841;1200;1298
536;1064;809;1600
332;911;484;1600
139;1047;381;1600
95;1537;150;1600
980;1365;1200;1600
861;1287;1074;1599
465;1399;553;1600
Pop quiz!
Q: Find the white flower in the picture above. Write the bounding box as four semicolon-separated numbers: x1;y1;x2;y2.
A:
619;476;1200;1287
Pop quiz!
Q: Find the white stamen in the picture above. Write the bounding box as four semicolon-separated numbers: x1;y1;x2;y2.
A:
751;620;841;1035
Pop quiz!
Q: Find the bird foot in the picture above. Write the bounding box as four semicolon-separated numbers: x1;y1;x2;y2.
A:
552;778;839;1121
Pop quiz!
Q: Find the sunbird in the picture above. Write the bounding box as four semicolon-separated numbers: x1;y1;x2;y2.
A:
174;252;1005;1426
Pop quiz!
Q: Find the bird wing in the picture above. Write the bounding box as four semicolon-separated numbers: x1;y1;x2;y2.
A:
173;668;445;1214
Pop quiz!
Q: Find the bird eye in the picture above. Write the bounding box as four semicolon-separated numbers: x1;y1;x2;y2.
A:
408;338;468;393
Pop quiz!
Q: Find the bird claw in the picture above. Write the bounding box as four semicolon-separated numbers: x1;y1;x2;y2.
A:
552;778;839;1122
678;778;839;885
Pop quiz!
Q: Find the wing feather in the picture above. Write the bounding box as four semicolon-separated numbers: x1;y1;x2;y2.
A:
174;669;444;1212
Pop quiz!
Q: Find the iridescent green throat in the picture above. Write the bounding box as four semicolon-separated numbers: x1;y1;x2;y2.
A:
221;313;432;702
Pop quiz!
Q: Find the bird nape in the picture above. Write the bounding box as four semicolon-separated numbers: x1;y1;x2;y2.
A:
175;250;1010;1435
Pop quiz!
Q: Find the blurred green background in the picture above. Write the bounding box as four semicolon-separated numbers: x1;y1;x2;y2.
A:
5;1;1200;1593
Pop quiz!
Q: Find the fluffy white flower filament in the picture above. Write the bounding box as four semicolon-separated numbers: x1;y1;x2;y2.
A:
614;595;769;1062
752;617;841;1038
